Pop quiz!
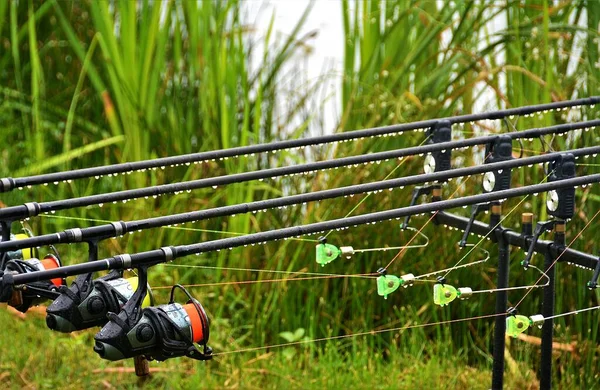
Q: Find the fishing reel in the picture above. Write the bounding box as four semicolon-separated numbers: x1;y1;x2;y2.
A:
94;267;212;365
0;226;63;311
46;270;153;333
423;120;452;174
1;252;65;312
0;226;39;269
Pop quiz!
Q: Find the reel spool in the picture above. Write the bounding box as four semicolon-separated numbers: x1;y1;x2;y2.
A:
0;227;39;268
3;253;65;312
46;271;153;333
94;284;212;363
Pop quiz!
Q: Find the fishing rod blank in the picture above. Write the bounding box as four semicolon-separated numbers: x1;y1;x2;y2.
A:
1;120;598;228
2;146;599;253
5;172;600;286
1;97;597;193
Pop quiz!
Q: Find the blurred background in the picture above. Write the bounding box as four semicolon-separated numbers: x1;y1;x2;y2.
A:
1;0;599;388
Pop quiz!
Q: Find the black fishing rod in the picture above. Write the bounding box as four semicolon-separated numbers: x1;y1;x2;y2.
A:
4;172;599;286
2;146;599;254
1;120;598;241
1;97;598;193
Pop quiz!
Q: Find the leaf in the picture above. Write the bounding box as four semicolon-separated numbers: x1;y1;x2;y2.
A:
13;135;125;176
279;331;296;343
279;328;306;343
293;328;306;340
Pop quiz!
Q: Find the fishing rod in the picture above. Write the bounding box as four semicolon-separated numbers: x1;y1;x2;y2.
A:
2;172;598;377
4;144;586;318
4;172;599;289
2;146;598;256
4;144;574;336
1;120;598;243
1;167;594;321
1;97;597;193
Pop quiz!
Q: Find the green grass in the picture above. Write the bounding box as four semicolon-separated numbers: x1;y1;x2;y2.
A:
1;0;600;388
0;305;536;389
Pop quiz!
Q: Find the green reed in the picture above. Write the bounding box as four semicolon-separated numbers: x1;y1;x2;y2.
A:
1;1;600;388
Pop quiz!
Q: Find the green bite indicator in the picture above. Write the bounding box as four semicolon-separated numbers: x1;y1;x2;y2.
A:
376;275;403;299
315;243;341;266
506;315;531;338
433;284;458;306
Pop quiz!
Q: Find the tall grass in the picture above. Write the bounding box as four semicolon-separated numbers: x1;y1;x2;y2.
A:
332;0;600;387
1;0;600;387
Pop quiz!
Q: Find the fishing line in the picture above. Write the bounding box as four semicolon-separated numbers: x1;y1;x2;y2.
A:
383;173;475;271
210;303;600;358
380;124;559;273
439;172;553;280
410;247;490;280
2;121;598;228
164;263;372;278
8;146;598;255
350;227;429;253
160;172;568;299
541;305;600;321
37;214;319;243
7;174;600;286
322;137;429;239
211;313;502;357
513;208;600;310
211;292;598;358
469;264;550;294
3;97;597;193
152;273;378;290
161;233;426;290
